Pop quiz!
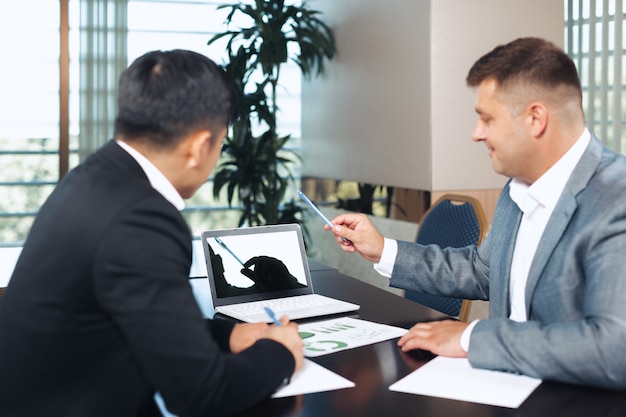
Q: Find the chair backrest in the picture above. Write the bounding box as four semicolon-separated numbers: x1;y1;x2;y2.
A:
404;194;488;321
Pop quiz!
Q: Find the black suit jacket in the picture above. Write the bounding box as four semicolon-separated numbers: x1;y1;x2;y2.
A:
0;141;294;417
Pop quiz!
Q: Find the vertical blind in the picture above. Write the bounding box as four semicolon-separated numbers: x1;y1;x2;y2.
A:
79;0;128;160
565;0;626;154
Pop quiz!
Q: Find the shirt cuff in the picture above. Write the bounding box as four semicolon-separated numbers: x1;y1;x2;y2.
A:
373;238;397;278
460;319;480;353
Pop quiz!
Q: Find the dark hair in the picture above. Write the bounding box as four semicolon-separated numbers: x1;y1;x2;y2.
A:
466;37;582;100
114;49;237;148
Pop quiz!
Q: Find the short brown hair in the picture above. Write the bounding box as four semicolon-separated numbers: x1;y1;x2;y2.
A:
466;37;582;101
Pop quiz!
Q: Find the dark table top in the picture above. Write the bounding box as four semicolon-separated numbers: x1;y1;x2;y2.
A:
228;267;626;417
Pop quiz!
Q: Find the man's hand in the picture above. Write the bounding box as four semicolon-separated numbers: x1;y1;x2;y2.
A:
261;316;305;372
229;322;269;353
397;320;469;358
328;213;385;263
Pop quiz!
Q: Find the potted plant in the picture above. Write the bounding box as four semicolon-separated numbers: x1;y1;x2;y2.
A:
208;0;336;227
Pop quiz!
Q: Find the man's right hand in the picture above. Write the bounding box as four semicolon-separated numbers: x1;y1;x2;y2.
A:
261;317;304;372
328;213;385;263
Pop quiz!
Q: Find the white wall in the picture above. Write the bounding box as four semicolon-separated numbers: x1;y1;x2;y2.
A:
302;0;564;191
430;0;564;190
302;0;432;189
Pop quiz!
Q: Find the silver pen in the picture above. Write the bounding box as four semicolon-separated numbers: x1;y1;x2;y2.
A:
297;190;348;242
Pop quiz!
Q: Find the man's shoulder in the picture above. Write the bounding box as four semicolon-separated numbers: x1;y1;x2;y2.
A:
567;137;626;198
584;145;626;195
599;145;626;176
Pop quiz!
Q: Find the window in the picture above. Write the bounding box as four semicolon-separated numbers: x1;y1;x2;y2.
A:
127;0;302;235
0;0;78;245
0;0;303;244
565;0;626;153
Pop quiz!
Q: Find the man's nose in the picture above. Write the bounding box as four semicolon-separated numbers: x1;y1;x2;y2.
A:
472;121;485;142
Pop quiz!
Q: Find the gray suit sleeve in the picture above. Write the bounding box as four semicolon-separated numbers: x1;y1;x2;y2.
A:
389;238;490;301
389;193;626;389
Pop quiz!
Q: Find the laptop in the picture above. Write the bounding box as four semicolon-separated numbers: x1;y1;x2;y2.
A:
200;223;359;323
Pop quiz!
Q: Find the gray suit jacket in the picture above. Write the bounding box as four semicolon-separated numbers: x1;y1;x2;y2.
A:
390;136;626;389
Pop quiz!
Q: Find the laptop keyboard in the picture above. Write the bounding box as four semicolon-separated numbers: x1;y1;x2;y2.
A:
224;294;337;315
218;294;359;322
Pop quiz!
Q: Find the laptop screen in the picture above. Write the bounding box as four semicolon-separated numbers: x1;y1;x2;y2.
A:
201;224;313;306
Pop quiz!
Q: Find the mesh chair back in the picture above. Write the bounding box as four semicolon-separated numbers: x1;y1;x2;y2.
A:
404;194;487;320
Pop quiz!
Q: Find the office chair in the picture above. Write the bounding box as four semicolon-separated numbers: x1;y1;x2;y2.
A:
403;194;488;322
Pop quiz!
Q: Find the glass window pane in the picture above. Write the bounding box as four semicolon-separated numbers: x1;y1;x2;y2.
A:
128;1;230;32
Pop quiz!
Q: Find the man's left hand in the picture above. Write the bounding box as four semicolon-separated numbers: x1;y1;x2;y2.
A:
398;320;469;357
229;322;268;353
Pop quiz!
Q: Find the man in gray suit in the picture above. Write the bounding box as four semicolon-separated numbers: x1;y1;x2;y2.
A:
328;37;626;389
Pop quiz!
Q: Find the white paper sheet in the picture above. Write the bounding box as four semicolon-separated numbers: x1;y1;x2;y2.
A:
298;317;408;357
272;358;355;398
155;360;353;416
389;356;542;408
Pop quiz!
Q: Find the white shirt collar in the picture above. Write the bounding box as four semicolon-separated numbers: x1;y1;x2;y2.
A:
115;140;185;211
509;128;591;215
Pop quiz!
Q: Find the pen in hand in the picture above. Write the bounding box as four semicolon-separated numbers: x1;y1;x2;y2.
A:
297;190;348;243
264;306;282;326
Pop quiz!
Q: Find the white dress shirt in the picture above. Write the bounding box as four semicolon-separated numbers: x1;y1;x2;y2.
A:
507;128;590;321
375;128;591;351
116;140;185;211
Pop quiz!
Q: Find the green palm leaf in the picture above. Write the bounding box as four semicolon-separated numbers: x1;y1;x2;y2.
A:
208;0;335;226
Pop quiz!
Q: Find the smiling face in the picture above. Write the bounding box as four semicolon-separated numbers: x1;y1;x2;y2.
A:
471;79;537;183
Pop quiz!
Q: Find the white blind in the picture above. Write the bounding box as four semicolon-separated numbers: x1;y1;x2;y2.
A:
565;0;625;154
127;0;302;139
79;0;128;160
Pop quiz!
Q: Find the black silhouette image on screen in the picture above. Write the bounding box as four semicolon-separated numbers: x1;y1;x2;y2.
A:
207;241;305;298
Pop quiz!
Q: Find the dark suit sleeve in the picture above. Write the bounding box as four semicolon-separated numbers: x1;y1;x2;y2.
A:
92;196;294;417
206;317;236;352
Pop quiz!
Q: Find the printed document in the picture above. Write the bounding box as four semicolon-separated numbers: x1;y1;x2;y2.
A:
298;317;408;357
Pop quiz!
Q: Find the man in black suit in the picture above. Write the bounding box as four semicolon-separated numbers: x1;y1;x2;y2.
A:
0;50;304;417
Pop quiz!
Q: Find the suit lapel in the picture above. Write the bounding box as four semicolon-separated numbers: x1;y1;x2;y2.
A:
490;186;523;318
524;136;603;316
524;194;577;314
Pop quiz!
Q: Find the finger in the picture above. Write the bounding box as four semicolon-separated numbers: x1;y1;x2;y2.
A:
329;214;349;226
338;241;356;253
279;315;291;326
399;336;430;352
398;324;432;346
409;322;434;331
398;332;420;347
240;268;255;279
399;326;437;348
330;226;352;246
332;224;348;237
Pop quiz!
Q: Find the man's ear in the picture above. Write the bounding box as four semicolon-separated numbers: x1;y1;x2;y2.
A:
527;102;548;138
185;130;212;168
